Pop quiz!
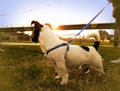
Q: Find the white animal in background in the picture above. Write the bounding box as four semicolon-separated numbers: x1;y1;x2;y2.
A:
84;31;100;41
111;58;120;63
31;20;105;85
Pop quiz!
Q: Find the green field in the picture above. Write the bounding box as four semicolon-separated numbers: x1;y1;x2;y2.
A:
0;45;120;91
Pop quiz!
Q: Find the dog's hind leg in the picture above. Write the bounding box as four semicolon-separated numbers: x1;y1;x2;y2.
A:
90;59;105;75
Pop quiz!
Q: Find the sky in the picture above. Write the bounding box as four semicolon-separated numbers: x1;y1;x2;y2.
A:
0;0;115;27
0;0;115;35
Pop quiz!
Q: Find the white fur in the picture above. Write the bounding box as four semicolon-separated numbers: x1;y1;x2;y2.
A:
37;25;105;85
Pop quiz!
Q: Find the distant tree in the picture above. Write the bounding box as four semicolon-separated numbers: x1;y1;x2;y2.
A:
0;32;10;41
108;0;120;47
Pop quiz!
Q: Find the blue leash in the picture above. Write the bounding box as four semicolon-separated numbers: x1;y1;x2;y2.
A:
46;2;111;55
67;2;111;44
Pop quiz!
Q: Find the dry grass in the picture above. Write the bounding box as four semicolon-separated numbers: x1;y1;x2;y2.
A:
0;45;120;91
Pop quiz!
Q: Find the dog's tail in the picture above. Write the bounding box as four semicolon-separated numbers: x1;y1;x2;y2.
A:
93;41;100;51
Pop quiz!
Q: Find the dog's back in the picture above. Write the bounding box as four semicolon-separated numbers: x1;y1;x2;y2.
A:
66;44;100;66
65;41;104;74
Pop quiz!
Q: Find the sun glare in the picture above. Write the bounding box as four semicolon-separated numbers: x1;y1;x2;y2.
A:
51;23;59;30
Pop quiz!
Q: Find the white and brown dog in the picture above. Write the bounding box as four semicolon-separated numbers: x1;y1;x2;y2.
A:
31;20;105;85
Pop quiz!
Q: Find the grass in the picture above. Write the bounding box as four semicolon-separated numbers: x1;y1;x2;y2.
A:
0;44;120;91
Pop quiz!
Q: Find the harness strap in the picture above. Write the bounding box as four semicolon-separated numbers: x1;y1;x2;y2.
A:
46;43;69;55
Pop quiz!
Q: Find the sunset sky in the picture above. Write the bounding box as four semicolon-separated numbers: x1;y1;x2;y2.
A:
0;0;115;36
0;0;114;27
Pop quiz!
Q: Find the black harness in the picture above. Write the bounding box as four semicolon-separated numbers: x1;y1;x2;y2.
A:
46;43;69;55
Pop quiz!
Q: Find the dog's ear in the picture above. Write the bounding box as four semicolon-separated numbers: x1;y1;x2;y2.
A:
31;20;43;43
31;20;43;31
45;23;52;29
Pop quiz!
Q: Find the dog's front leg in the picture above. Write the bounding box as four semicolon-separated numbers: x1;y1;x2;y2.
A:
61;73;69;85
53;62;61;79
55;60;69;85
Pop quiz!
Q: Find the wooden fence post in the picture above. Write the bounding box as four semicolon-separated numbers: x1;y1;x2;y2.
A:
114;29;119;47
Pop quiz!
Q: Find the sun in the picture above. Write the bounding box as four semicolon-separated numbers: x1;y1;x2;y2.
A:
52;24;59;30
49;22;60;30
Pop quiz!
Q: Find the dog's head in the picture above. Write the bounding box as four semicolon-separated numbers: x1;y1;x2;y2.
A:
31;20;43;43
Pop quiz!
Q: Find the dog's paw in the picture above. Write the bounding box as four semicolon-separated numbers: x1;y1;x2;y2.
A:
85;69;90;74
60;74;69;85
79;66;82;69
60;80;68;85
55;75;60;79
